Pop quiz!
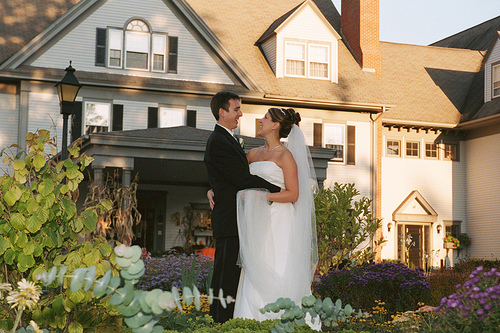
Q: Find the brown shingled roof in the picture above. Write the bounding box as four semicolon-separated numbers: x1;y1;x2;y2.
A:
380;42;483;125
0;0;81;66
184;0;384;106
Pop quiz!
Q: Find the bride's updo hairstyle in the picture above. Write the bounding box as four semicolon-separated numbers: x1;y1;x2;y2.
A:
268;107;301;138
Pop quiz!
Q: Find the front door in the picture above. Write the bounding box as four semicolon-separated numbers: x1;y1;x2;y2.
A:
135;191;166;253
398;224;428;268
406;225;422;268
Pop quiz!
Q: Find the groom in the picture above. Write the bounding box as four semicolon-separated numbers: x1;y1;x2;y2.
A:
204;91;281;323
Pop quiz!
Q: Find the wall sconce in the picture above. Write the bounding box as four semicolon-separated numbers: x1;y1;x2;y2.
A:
437;224;442;234
387;222;393;233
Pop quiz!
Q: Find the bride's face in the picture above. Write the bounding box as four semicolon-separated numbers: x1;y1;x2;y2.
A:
257;112;279;137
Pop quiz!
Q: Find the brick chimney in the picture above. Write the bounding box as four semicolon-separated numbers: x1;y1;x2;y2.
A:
341;0;382;79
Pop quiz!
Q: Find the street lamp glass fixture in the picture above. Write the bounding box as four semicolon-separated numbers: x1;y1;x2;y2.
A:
55;61;82;114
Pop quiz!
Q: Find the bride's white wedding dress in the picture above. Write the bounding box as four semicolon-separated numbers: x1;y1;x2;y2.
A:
234;157;320;329
234;161;297;321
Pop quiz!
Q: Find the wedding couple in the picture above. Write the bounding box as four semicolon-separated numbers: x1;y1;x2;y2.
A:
204;92;318;325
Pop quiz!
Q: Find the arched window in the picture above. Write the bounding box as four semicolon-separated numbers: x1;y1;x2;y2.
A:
100;18;176;73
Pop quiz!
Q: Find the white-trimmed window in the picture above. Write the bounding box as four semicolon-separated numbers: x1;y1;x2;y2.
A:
160;107;185;128
309;44;329;78
406;141;420;158
443;143;458;161
84;101;111;134
285;42;306;76
285;41;330;79
324;124;344;162
493;64;500;98
386;139;400;157
425;142;438;159
103;19;171;72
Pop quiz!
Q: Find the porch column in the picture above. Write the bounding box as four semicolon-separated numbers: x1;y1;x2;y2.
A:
93;166;104;187
122;167;133;187
18;81;30;152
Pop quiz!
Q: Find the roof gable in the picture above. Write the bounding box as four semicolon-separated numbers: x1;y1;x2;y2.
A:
393;190;438;223
0;0;261;91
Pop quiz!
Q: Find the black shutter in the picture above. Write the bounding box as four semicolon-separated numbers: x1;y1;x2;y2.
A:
187;110;196;127
71;102;83;142
313;123;322;147
112;104;123;131
347;125;355;165
148;107;158;128
168;36;178;73
95;28;106;66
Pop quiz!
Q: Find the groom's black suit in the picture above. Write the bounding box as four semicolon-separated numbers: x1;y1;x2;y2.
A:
204;124;280;323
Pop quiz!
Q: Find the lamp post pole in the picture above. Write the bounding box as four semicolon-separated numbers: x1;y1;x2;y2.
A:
55;61;82;161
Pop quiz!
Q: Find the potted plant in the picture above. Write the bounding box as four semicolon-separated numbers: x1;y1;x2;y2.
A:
443;235;460;249
458;233;471;247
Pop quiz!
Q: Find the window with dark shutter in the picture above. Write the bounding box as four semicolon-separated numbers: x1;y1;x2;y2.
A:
95;28;107;66
347;125;355;165
168;36;178;73
148;107;158;128
70;102;83;142
313;123;322;146
187;110;196;127
112;104;123;131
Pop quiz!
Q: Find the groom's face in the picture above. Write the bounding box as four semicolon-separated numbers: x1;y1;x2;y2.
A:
219;98;242;130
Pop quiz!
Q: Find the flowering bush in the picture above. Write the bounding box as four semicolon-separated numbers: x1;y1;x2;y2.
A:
458;233;471;247
433;266;500;331
313;261;431;314
443;235;460;248
137;253;213;292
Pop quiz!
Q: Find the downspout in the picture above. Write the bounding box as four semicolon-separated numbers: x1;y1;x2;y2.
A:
370;107;385;262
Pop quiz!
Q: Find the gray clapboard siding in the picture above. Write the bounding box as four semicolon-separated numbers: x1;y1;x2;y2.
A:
31;0;233;85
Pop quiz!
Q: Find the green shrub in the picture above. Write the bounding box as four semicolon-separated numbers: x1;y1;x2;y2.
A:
315;183;380;274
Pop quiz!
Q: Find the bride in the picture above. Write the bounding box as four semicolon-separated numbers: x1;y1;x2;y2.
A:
232;107;319;325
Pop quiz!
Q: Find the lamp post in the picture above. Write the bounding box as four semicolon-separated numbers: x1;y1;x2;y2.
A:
55;61;82;161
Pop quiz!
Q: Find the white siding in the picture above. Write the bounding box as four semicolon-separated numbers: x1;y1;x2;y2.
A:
465;133;500;259
324;121;372;199
381;137;467;264
261;35;277;74
31;0;233;85
276;4;338;81
192;106;215;131
28;92;64;156
114;99;155;131
0;91;19;174
484;37;500;102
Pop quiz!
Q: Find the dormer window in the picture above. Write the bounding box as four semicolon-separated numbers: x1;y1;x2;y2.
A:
95;19;177;73
285;41;330;79
493;64;500;98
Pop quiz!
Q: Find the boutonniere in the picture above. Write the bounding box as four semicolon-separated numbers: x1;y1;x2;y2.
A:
239;137;244;149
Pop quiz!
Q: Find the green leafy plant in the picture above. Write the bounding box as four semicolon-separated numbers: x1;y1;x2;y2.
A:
35;244;231;333
315;183;381;273
261;295;369;332
458;233;471;247
0;130;115;332
443;235;460;248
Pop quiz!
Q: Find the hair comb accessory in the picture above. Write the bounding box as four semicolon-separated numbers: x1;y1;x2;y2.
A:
279;108;286;116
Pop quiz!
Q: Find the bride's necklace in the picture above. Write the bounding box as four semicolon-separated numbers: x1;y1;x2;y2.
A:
262;144;282;152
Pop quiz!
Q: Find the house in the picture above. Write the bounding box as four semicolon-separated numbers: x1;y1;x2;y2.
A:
0;0;498;266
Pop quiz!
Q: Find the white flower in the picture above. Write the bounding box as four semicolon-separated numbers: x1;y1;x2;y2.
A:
29;320;43;333
0;283;12;292
7;279;41;310
239;137;244;149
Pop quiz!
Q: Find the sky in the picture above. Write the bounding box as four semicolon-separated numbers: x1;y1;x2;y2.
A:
331;0;500;46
